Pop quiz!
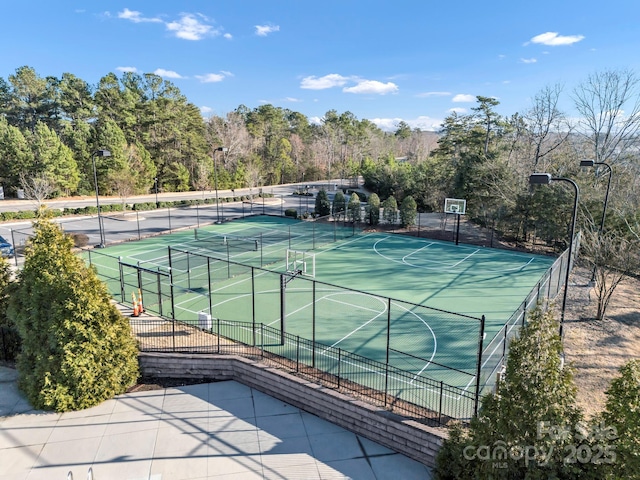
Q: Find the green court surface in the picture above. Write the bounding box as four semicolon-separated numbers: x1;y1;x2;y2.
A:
82;215;556;393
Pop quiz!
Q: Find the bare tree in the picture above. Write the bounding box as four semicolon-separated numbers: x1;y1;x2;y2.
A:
192;161;212;194
573;68;640;164
524;84;572;169
580;228;640;320
107;170;136;213
18;171;56;208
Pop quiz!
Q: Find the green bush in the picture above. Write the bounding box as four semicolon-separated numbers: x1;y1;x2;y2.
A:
435;308;585;479
9;218;139;411
0;257;19;362
284;208;298;218
69;232;89;247
600;359;640;479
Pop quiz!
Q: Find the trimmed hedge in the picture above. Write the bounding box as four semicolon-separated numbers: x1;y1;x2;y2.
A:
0;193;275;223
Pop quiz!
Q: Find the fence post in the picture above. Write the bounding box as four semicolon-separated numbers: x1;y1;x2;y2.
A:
118;257;125;302
384;363;389;408
438;381;444;426
260;323;264;358
337;348;341;389
136;211;141;240
251;267;256;347
172;318;176;352
296;336;300;373
157;273;163;317
10;229;18;268
168;249;176;320
217;317;221;353
474;315;486;417
207;257;213;317
386;298;391;364
196;204;200;227
280;274;286;346
312;281;316;368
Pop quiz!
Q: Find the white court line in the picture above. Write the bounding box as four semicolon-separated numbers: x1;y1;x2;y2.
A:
450;249;480;268
373;236;539;273
390;301;438;385
401;243;435;264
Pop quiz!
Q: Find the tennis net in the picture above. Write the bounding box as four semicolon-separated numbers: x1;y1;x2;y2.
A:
194;229;259;251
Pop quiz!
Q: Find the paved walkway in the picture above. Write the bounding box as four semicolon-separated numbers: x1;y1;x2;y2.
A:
0;366;433;479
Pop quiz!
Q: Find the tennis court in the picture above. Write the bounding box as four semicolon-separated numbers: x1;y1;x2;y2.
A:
83;215;556;397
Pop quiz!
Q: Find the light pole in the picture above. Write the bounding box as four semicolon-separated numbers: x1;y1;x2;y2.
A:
529;173;579;339
213;147;228;224
91;149;111;248
580;160;612;283
154;177;159;207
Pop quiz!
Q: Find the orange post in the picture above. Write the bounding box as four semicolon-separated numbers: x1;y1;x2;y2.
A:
131;292;139;317
138;288;144;313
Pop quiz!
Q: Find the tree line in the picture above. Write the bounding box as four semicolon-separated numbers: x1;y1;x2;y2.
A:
1;66;640;283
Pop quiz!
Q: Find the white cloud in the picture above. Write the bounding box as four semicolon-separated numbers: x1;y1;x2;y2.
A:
529;32;584;46
416;91;451;98
195;73;225;83
223;33;233;40
117;8;162;23
448;107;467;114
166;13;215;40
255;24;280;36
343;80;398;95
300;74;349;90
284;97;302;102
154;69;183;79
520;58;538;64
200;106;213;114
309;116;322;126
116;66;138;73
452;94;475;103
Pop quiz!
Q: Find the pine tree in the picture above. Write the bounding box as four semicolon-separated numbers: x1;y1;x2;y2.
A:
382;196;398;224
315;189;331;217
366;192;380;225
332;190;346;220
601;360;640;479
9;215;138;411
400;195;417;227
0;256;19;362
347;193;361;222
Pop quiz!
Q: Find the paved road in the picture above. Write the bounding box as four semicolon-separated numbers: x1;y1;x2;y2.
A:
0;181;348;213
0;181;353;268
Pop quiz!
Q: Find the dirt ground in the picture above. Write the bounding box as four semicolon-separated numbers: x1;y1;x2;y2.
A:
561;265;640;418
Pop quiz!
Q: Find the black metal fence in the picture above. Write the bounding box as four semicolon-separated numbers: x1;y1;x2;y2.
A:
129;316;478;426
476;232;581;392
83;231;580;425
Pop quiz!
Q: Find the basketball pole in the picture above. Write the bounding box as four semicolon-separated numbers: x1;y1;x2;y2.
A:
455;213;461;245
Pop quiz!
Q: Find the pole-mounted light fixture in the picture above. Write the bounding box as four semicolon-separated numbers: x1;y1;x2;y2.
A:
92;149;111;248
213;147;228;224
529;173;580;339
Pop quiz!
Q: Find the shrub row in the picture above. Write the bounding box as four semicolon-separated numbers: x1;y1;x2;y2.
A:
0;194;273;222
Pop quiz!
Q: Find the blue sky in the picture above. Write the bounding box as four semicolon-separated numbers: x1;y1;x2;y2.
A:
1;1;639;131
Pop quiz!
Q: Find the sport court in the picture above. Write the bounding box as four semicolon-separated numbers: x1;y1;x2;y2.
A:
84;216;555;398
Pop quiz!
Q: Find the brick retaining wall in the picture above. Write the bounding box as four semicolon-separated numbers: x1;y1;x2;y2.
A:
139;352;447;467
